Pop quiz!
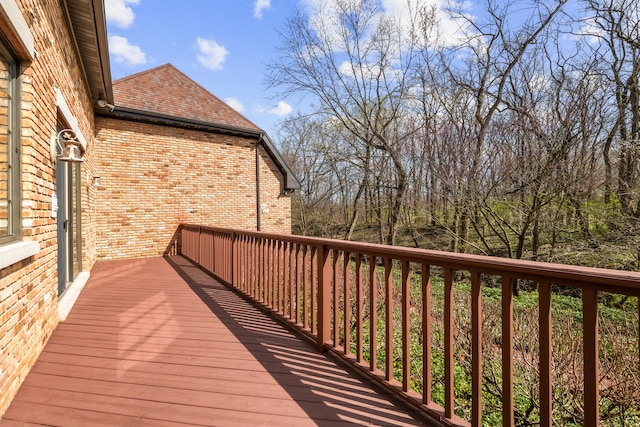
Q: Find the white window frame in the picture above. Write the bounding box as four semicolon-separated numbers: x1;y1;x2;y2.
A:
0;0;39;267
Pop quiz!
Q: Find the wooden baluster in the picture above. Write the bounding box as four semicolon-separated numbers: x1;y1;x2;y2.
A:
502;276;514;427
385;257;393;381
422;263;432;404
356;253;364;363
583;289;599;427
539;281;552;427
471;271;482;426
344;251;351;355
370;255;377;372
402;261;410;392
444;267;454;419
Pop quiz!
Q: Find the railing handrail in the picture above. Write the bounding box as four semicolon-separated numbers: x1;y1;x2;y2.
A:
180;224;640;427
180;223;640;295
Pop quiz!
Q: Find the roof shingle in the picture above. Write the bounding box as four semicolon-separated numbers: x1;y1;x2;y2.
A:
113;64;260;130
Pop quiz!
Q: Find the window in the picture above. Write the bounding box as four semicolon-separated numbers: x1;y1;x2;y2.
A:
0;40;19;244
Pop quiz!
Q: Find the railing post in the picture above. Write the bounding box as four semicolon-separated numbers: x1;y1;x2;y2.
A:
197;226;202;265
231;232;236;288
317;244;331;352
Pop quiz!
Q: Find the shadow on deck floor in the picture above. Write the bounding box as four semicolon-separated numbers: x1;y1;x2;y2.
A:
1;256;428;426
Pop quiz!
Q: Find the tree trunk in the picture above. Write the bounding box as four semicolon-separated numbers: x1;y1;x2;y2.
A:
345;181;366;241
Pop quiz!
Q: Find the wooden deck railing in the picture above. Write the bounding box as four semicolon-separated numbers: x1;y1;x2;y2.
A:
179;224;640;427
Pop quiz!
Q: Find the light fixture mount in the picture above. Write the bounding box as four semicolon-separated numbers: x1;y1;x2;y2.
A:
51;128;85;163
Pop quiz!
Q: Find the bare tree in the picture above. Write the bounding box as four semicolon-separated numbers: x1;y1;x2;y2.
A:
266;0;431;245
278;114;346;237
435;0;568;254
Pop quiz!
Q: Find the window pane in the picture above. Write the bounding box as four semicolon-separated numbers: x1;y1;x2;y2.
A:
0;54;10;237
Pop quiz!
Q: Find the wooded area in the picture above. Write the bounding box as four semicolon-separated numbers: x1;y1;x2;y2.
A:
267;0;640;271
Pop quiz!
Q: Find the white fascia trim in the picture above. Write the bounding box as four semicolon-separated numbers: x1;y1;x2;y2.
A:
0;0;35;60
54;87;87;150
0;240;40;270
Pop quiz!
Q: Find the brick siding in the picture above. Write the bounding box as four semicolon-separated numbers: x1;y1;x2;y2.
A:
0;1;292;418
0;0;99;416
94;117;292;260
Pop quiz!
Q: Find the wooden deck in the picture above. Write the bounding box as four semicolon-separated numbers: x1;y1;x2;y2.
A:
1;256;428;426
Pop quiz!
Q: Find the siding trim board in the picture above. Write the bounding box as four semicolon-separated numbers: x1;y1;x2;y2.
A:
54;86;88;150
0;241;40;270
0;0;35;61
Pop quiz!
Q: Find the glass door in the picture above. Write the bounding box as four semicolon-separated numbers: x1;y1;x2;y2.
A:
56;132;82;296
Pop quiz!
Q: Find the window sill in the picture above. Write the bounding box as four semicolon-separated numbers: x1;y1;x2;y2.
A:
0;241;40;270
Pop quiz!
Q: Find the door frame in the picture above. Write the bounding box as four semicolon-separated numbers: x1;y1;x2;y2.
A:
56;133;82;296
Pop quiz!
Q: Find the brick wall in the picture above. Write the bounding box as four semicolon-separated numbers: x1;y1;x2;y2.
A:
257;144;293;234
0;0;98;416
0;1;293;417
94;117;292;260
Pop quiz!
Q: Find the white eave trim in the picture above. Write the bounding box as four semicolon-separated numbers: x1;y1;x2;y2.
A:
0;0;35;61
54;87;87;150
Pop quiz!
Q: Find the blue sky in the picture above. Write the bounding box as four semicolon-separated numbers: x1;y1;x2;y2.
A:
104;0;588;139
105;0;300;137
103;0;475;139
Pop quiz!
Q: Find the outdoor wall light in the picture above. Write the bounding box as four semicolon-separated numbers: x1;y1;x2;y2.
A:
51;129;85;163
85;170;103;189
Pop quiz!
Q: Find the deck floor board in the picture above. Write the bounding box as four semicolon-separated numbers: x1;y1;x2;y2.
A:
1;256;427;426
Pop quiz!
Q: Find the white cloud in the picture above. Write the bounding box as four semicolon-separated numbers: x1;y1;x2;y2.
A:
573;17;606;45
383;0;473;46
338;60;381;79
225;97;245;112
105;0;140;29
268;101;292;116
301;0;470;48
109;35;147;66
254;0;271;19
196;38;228;70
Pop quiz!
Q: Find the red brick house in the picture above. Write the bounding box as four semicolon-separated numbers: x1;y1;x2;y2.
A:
0;0;296;416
